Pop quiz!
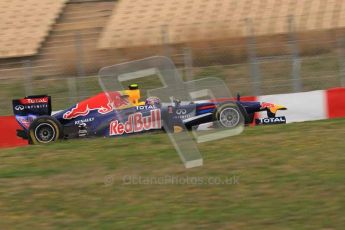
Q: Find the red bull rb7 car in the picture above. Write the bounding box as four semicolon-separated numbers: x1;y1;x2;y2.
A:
12;84;287;144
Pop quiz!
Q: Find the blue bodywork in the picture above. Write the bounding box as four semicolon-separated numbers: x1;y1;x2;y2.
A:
50;99;262;138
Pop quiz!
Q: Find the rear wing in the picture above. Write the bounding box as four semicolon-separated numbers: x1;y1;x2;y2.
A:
12;95;52;116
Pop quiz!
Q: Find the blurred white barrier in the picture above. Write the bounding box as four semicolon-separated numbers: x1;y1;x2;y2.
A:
259;90;327;123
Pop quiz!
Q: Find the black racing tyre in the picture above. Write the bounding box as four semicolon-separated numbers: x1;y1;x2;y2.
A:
236;102;251;124
213;103;245;128
28;116;63;145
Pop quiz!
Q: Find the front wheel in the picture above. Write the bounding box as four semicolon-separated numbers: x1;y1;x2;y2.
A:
28;116;62;144
213;103;244;128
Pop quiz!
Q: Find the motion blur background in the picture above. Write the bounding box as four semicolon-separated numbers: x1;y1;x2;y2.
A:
1;0;345;114
1;2;345;228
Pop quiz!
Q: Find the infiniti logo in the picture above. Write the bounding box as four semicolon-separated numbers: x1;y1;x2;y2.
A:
15;105;24;111
176;109;187;115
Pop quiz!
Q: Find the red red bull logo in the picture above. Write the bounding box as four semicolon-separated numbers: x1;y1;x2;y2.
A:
109;109;161;136
63;92;128;119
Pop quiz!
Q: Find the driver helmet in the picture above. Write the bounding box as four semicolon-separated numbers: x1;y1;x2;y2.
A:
145;96;161;107
127;83;140;105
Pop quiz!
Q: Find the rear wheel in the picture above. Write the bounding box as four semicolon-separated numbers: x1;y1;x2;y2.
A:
28;116;62;144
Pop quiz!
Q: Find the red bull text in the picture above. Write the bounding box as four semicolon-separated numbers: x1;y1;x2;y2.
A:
109;109;161;136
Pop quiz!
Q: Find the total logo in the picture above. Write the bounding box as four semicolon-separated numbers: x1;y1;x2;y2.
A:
26;98;48;104
256;116;286;125
20;97;49;104
136;105;156;110
109;109;161;136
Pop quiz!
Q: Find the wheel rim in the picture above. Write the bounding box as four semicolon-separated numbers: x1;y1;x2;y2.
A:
34;123;56;143
219;107;240;128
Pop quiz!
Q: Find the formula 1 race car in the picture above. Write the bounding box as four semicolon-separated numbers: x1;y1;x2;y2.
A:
12;84;287;144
